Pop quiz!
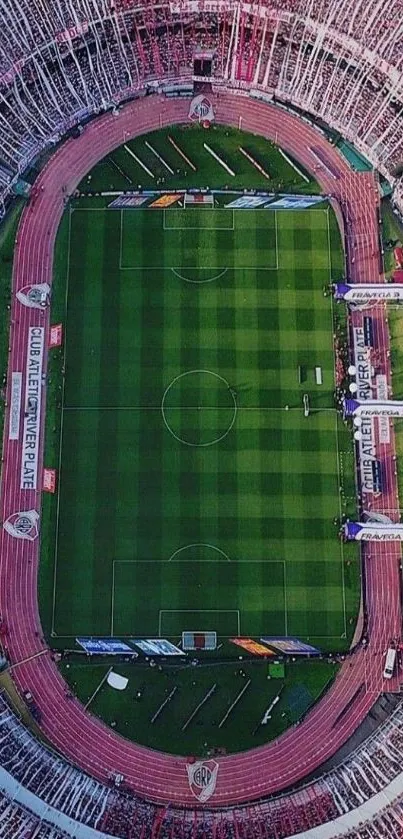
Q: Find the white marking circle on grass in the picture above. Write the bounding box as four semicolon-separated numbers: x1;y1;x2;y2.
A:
168;543;231;562
161;369;237;447
171;267;228;284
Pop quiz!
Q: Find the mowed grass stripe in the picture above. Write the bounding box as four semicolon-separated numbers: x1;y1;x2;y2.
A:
92;213;122;634
50;204;356;644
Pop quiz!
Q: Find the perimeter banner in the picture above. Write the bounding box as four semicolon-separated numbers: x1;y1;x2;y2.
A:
230;638;275;656
344;522;403;541
20;327;44;490
9;372;22;440
261;637;321;655
134;639;184;656
335;283;403;302
149;194;181;208
42;468;56;493
76;638;138;655
353;326;376;495
344;398;403;418
49;323;63;348
264;195;325;210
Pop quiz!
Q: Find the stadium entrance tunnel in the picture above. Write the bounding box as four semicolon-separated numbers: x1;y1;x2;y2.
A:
161;370;237;446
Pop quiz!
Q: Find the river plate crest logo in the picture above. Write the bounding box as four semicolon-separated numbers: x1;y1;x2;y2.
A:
187;759;219;802
16;282;50;309
188;94;215;124
3;510;39;541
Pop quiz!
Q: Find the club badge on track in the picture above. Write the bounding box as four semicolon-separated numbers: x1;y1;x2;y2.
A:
186;759;219;802
16;283;50;309
188;94;215;124
3;510;39;541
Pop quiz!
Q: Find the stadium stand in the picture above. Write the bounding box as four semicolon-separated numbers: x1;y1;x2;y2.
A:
0;0;402;216
1;1;403;835
3;691;403;837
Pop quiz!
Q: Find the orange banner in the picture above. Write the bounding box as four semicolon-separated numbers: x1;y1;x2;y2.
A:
150;194;181;208
230;638;274;656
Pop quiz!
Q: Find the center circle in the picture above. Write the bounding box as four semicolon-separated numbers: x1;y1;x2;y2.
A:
161;370;237;447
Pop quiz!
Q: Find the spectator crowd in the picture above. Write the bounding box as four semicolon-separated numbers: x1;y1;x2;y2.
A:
0;0;401;216
1;693;403;836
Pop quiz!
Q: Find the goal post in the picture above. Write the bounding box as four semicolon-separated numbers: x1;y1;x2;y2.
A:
184;193;215;207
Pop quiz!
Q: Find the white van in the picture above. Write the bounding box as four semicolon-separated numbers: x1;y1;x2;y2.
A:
383;648;396;680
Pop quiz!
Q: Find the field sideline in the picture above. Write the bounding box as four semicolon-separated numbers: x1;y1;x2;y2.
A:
41;200;358;650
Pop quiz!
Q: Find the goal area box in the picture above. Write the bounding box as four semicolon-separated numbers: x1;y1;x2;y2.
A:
182;631;217;651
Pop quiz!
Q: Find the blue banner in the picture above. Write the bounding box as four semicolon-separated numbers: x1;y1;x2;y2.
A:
134;639;184;656
76;638;138;655
265;195;325;210
261;637;321;655
225;195;271;209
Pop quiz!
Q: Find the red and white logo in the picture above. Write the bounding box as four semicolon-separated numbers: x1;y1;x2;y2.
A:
43;469;57;493
186;759;219;802
49;324;63;348
3;510;39;541
188;95;215;124
16;283;50;309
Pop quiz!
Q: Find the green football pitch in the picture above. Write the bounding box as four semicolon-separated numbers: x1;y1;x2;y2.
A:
45;201;357;647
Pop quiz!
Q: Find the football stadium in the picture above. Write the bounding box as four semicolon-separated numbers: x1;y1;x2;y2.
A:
0;0;403;836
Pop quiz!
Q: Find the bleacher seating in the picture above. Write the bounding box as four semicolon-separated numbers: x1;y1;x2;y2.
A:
2;692;403;836
0;0;401;215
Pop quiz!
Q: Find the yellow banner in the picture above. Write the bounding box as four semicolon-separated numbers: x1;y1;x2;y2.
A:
150;193;181;208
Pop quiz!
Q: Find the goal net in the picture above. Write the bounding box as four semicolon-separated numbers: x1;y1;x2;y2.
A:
184;193;214;207
182;631;217;651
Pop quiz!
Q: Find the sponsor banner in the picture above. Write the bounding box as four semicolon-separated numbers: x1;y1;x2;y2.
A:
43;468;56;493
76;638;138;655
134;639;184;656
108;195;149;208
230;638;275;656
345;521;403;541
149;194;182;208
3;510;39;541
187;760;219;803
16;282;50;309
372;460;382;494
353;327;376;494
363;316;373;347
225;195;270;209
353;327;372;400
346;399;403;418
360;416;376;494
264;195;325;210
49;323;63;348
20;327;45;490
9;372;22;440
335;284;403;302
260;637;321;655
376;375;390;444
188;94;215;123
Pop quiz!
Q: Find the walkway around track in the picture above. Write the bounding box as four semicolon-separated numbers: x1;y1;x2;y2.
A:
0;92;401;807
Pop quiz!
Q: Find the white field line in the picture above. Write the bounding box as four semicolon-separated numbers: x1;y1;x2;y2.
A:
51;206;71;637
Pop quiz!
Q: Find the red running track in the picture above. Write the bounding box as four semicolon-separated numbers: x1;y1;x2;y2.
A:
0;93;401;807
